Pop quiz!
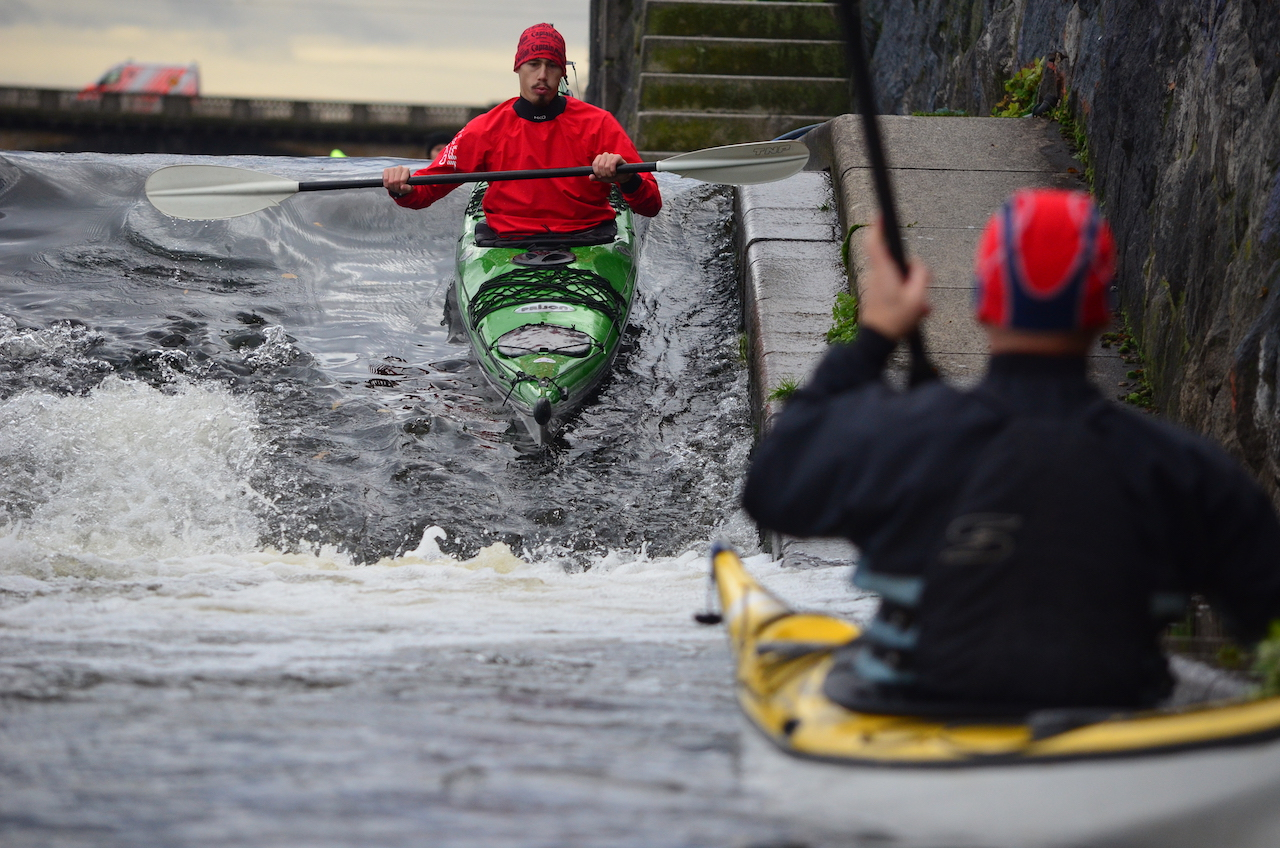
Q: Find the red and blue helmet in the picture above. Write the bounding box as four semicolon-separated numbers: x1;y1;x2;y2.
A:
974;189;1116;330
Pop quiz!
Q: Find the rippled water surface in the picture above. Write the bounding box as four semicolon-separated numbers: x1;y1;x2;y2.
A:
0;152;756;563
0;151;885;847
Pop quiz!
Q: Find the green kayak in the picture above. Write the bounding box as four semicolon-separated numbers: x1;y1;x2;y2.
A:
452;182;638;439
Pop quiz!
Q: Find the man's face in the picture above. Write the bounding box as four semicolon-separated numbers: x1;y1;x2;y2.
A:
518;58;564;106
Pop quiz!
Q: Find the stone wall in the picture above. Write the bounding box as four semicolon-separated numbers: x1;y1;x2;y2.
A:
587;0;641;126
862;0;1280;497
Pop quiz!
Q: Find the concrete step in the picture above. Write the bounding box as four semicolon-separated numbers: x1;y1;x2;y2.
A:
637;110;828;152
639;72;848;115
645;0;840;40
641;35;846;77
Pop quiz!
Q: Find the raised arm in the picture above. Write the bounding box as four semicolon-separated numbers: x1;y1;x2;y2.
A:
742;220;934;537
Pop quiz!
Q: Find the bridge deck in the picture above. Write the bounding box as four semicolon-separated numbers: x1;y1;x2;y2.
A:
0;86;490;157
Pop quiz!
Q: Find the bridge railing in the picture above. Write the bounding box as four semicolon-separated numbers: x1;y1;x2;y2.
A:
0;86;484;127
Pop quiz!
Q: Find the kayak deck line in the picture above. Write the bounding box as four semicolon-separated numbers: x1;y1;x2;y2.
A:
708;545;1280;769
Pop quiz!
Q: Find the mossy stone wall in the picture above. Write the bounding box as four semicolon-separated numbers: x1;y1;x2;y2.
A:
639;74;848;115
590;0;847;153
642;37;846;78
646;1;841;39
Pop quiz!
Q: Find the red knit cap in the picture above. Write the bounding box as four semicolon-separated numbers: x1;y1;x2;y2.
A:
973;189;1116;330
514;23;567;73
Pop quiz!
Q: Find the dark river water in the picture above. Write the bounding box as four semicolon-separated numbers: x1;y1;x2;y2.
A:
0;151;883;847
0;152;760;564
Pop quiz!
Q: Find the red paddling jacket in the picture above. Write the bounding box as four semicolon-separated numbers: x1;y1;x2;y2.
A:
392;96;661;236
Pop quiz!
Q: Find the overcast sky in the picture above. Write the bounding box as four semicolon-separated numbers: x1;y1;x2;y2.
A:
0;0;591;105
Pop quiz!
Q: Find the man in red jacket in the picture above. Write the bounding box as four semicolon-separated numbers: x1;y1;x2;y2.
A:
382;23;661;239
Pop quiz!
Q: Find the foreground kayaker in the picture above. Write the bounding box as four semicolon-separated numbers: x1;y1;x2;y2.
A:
382;22;661;240
742;189;1280;716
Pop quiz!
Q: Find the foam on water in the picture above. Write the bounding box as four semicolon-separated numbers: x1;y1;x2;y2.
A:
0;375;264;565
0;533;853;646
0;152;875;847
0;375;860;689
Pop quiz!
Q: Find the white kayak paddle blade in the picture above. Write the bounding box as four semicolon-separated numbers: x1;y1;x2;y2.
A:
145;164;301;220
656;139;809;185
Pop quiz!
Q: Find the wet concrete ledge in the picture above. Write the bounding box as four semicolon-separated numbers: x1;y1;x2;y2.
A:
734;168;852;568
734;115;1125;567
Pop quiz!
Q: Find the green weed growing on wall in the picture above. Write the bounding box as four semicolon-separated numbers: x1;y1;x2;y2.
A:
1050;91;1095;190
767;376;801;403
825;291;860;345
992;58;1044;118
1254;621;1280;697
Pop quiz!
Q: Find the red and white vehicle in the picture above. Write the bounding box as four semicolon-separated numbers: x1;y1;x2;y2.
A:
79;62;200;99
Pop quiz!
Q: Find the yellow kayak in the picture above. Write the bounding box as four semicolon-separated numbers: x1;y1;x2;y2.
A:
709;543;1280;765
710;543;1280;845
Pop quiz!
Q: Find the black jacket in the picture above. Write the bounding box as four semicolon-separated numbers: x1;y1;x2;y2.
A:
743;329;1280;712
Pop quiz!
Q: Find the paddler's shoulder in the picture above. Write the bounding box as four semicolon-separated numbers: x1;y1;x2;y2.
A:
561;97;610;119
479;97;521;121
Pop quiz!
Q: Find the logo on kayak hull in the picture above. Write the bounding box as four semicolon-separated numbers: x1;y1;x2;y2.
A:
514;303;575;314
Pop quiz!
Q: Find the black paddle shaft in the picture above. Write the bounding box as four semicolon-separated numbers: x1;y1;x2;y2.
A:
835;0;937;386
297;162;658;193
